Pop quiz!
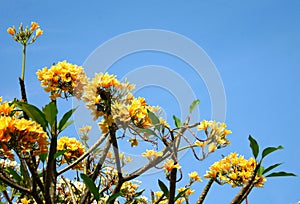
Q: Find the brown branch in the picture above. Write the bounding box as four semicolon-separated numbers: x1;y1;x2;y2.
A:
0;173;31;194
80;138;112;204
197;178;214;204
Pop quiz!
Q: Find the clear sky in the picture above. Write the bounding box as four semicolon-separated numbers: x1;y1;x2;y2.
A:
1;1;300;204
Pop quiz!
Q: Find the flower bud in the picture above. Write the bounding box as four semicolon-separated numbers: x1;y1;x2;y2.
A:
30;22;39;31
7;27;15;35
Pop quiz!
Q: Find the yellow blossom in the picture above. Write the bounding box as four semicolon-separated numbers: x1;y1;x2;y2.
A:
142;149;163;160
188;171;202;182
98;119;109;134
163;159;181;172
204;152;266;188
21;198;29;204
208;143;217;153
79;125;91;133
36;61;88;100
57;136;85;170
36;28;43;37
0;116;48;160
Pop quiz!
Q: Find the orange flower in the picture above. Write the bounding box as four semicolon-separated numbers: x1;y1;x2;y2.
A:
30;22;39;30
7;27;15;35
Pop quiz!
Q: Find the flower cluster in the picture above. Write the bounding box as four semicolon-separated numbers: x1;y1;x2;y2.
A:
128;97;153;128
36;61;88;100
0;97;15;116
57;136;85;170
204;152;266;187
7;22;43;45
195;120;232;153
82;72;135;120
0;116;48;160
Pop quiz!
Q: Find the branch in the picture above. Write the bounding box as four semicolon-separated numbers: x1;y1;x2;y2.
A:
196;178;214;204
0;173;31;194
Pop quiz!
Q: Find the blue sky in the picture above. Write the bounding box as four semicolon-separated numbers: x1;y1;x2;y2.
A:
1;1;300;203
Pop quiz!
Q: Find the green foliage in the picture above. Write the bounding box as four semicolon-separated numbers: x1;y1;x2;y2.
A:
15;101;48;131
189;99;200;114
58;108;76;133
265;172;296;177
107;192;123;203
248;135;259;159
80;173;100;201
42;102;58;129
175;188;189;201
172;115;181;128
262;146;283;160
158;179;169;199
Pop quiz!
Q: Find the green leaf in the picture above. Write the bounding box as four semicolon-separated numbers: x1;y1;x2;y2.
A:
42;102;58;129
189;99;200;113
263;163;283;175
5;167;21;183
59;120;74;133
39;153;48;163
257;165;264;176
107;191;123;203
134;189;145;197
248;135;259;159
175;188;189;201
265;171;296;177
148;110;161;131
173;115;181;128
262;146;284;159
58;108;77;132
158;179;169;199
54;150;69;159
15;102;48;131
138;128;157;137
80;173;100;201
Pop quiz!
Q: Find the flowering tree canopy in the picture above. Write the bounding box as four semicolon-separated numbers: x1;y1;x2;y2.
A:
0;22;295;204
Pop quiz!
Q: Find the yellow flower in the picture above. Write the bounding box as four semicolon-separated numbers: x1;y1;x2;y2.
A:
176;198;185;204
208;143;216;153
205;152;266;188
57;136;85;170
98;119;109;134
188;171;202;182
79;125;91;133
7;27;15;35
163;159;181;172
142;149;163;160
36;61;88;100
0;116;48;160
36;28;43;37
30;21;39;30
178;187;194;196
21;197;29;204
197;120;210;131
194;140;205;147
